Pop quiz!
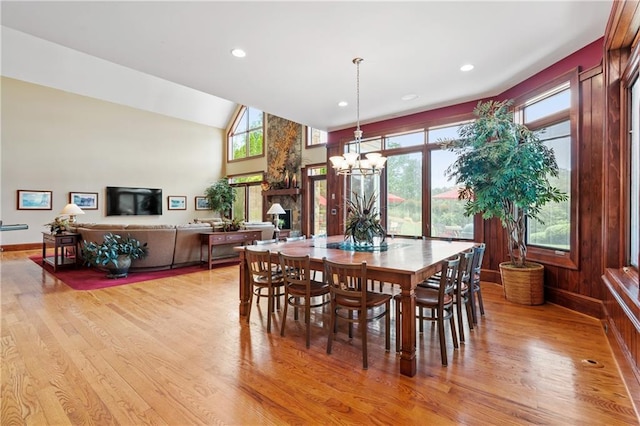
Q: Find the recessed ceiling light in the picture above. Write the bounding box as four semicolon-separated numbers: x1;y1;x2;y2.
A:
231;48;246;58
338;101;348;107
401;94;418;101
460;64;474;72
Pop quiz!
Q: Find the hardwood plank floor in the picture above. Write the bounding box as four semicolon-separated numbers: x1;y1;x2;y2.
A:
2;250;638;425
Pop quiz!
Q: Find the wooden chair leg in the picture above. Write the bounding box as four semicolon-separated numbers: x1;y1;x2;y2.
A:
395;299;402;353
385;301;391;352
438;313;447;366
361;308;368;369
305;297;311;348
327;302;336;354
456;300;465;342
477;285;485;316
267;286;274;333
280;289;289;337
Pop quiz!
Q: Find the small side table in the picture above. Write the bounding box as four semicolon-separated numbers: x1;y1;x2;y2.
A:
42;232;80;272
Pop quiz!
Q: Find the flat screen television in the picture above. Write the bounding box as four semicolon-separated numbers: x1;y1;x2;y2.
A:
106;186;162;216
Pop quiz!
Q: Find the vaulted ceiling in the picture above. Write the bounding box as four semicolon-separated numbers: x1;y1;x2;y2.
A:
1;1;612;131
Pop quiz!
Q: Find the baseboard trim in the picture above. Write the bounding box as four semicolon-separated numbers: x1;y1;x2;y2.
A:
545;287;605;318
1;243;40;251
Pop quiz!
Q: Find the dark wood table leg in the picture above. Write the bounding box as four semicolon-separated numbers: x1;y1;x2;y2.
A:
399;286;417;377
238;250;250;316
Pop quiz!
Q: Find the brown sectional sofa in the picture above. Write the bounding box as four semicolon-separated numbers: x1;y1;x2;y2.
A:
72;223;213;271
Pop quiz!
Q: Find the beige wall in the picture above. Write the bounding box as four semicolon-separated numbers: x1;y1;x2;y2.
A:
1;77;225;245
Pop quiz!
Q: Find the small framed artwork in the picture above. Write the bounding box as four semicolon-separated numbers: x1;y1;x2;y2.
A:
69;192;98;210
168;195;187;210
17;190;52;210
195;196;210;210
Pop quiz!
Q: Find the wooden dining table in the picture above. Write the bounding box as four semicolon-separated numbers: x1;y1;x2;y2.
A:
235;235;477;377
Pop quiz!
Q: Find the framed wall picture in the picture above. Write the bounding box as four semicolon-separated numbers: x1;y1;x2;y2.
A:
168;195;187;210
17;190;52;210
195;196;210;210
69;192;98;210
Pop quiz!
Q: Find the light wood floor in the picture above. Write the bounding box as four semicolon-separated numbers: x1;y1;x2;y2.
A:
2;249;638;425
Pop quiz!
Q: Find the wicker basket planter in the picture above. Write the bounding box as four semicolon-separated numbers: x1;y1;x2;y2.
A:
499;261;545;305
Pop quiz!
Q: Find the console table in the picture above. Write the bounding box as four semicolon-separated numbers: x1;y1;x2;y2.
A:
200;230;262;269
42;232;80;271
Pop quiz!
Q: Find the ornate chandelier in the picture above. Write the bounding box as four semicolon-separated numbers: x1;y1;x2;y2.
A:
329;58;387;176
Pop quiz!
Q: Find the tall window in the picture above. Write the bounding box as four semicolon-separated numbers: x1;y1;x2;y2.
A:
386;152;422;237
428;123;473;240
307;166;327;236
630;77;639;268
228;106;264;161
229;173;264;222
519;84;572;252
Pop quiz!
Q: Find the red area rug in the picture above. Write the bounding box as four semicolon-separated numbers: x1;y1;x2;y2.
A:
29;256;209;290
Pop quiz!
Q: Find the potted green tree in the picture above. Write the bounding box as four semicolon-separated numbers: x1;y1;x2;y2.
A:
204;177;237;229
444;99;567;305
81;233;149;278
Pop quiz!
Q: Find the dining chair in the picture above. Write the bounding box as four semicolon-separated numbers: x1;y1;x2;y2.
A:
469;243;486;324
420;249;474;342
245;247;285;333
278;252;329;348
323;257;391;369
395;256;460;366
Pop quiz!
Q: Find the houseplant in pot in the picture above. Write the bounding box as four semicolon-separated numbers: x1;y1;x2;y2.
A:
81;233;149;278
344;192;386;250
443;99;567;305
204;177;236;227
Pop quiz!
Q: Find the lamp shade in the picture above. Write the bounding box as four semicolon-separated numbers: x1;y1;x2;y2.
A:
266;203;286;215
59;203;85;216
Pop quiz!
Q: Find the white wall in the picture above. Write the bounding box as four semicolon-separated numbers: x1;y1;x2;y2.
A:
1;77;225;245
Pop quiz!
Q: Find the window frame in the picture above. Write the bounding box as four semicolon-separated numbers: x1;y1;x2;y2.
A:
623;44;640;274
227;106;265;162
228;172;265;222
305;127;327;148
512;69;580;270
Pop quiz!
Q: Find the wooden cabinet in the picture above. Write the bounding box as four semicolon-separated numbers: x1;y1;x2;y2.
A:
200;230;262;269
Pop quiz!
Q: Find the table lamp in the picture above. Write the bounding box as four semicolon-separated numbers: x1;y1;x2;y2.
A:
59;203;85;224
266;202;286;239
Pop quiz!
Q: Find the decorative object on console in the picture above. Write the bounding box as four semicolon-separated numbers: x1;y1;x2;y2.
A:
267;203;286;240
204;177;236;219
81;233;149;278
329;58;387;176
223;217;243;232
45;217;70;234
59;203;85;224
